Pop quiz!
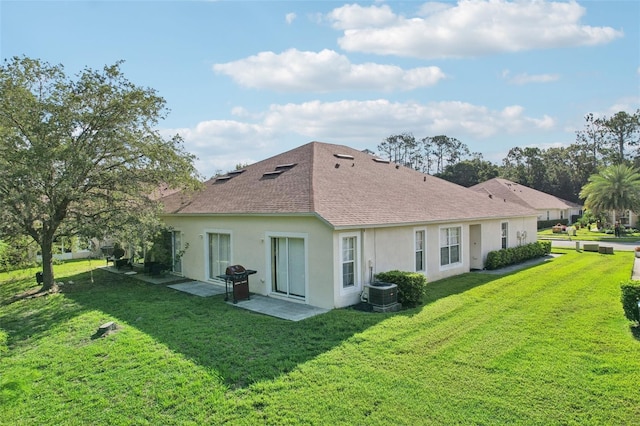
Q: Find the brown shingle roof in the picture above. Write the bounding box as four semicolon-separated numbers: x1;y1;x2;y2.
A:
469;178;582;211
162;142;537;228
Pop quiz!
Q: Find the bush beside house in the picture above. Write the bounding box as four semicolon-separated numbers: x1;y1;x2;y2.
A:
485;241;552;270
620;281;640;323
374;270;427;308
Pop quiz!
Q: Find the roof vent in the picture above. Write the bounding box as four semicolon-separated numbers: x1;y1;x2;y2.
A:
214;175;233;183
373;158;390;164
334;153;354;160
214;169;245;183
261;170;284;179
275;163;297;170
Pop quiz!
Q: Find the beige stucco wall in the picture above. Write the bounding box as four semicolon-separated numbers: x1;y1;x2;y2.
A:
538;208;580;223
163;213;537;310
331;215;538;308
162;214;336;309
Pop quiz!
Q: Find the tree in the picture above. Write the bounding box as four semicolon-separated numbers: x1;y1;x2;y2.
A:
0;57;201;292
378;133;419;168
575;112;608;169
579;164;640;220
603;110;640;164
422;135;469;174
436;154;498;187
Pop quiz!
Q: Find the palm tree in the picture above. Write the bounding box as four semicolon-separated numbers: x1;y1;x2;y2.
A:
579;164;640;228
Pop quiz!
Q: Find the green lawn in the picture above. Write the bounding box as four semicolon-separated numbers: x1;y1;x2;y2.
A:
1;253;639;425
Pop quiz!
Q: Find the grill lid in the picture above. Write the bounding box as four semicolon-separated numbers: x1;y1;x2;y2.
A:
226;265;246;275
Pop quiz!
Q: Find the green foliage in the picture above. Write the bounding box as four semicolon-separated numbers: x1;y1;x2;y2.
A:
0;56;201;289
537;218;569;230
485;241;552;270
620;280;640;323
579;164;640;215
374;270;427;307
0;236;38;272
1;252;639;424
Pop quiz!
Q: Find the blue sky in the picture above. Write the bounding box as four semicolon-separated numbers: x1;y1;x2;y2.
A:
2;0;639;179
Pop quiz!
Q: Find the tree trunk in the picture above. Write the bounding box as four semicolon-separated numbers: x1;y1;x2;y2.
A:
39;236;57;292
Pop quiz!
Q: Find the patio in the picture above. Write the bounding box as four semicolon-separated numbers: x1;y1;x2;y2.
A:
101;266;328;321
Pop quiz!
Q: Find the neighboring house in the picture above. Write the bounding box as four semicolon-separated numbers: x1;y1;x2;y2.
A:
160;142;538;310
470;178;583;225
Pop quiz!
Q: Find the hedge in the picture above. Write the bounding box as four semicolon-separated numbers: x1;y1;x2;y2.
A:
374;270;427;308
620;280;640;323
485;241;552;270
537;218;569;230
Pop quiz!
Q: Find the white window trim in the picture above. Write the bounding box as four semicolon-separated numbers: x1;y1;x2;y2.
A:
265;231;309;302
501;222;509;250
204;228;233;282
339;231;361;296
414;227;427;273
439;225;463;271
171;229;183;276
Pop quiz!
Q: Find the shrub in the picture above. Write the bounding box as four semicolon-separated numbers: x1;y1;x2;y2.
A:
485;241;551;270
374;270;427;308
620;280;640;323
537;219;569;230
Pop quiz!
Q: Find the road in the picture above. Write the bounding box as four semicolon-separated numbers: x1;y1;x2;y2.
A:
544;238;640;251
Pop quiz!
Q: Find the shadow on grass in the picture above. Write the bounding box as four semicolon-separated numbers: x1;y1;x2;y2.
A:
3;264;506;389
57;269;388;389
631;324;640;341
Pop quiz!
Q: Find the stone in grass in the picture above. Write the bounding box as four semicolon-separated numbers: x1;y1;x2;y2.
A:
92;321;118;339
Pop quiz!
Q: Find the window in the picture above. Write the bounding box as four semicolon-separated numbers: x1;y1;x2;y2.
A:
415;230;425;272
342;236;356;288
440;227;461;267
501;222;508;249
271;236;306;298
208;232;231;280
171;230;182;274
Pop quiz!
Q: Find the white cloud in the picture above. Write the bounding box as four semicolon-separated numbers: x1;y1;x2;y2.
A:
213;48;446;92
285;12;296;24
328;0;623;59
502;70;561;85
166;99;556;178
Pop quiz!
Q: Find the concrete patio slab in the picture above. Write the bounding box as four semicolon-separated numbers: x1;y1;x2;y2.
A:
167;281;226;297
229;294;329;321
100;266;188;285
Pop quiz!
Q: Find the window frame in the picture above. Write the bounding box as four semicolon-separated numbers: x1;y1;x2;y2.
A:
266;232;308;300
501;222;508;250
414;228;426;272
339;232;361;295
439;226;462;269
205;229;233;282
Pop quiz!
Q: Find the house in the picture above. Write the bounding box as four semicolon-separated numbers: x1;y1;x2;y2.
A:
469;178;583;225
160;142;538;310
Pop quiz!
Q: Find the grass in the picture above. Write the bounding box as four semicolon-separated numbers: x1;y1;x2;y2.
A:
1;253;639;425
538;227;640;242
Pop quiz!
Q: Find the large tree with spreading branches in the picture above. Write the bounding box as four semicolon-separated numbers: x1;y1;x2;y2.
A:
0;56;201;292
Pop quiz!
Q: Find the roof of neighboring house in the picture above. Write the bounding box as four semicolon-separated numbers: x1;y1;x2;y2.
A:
161;142;537;228
469;178;582;211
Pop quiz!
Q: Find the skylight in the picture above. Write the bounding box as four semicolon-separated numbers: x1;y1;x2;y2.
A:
334;153;354;160
372;158;390;164
275;163;297;169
